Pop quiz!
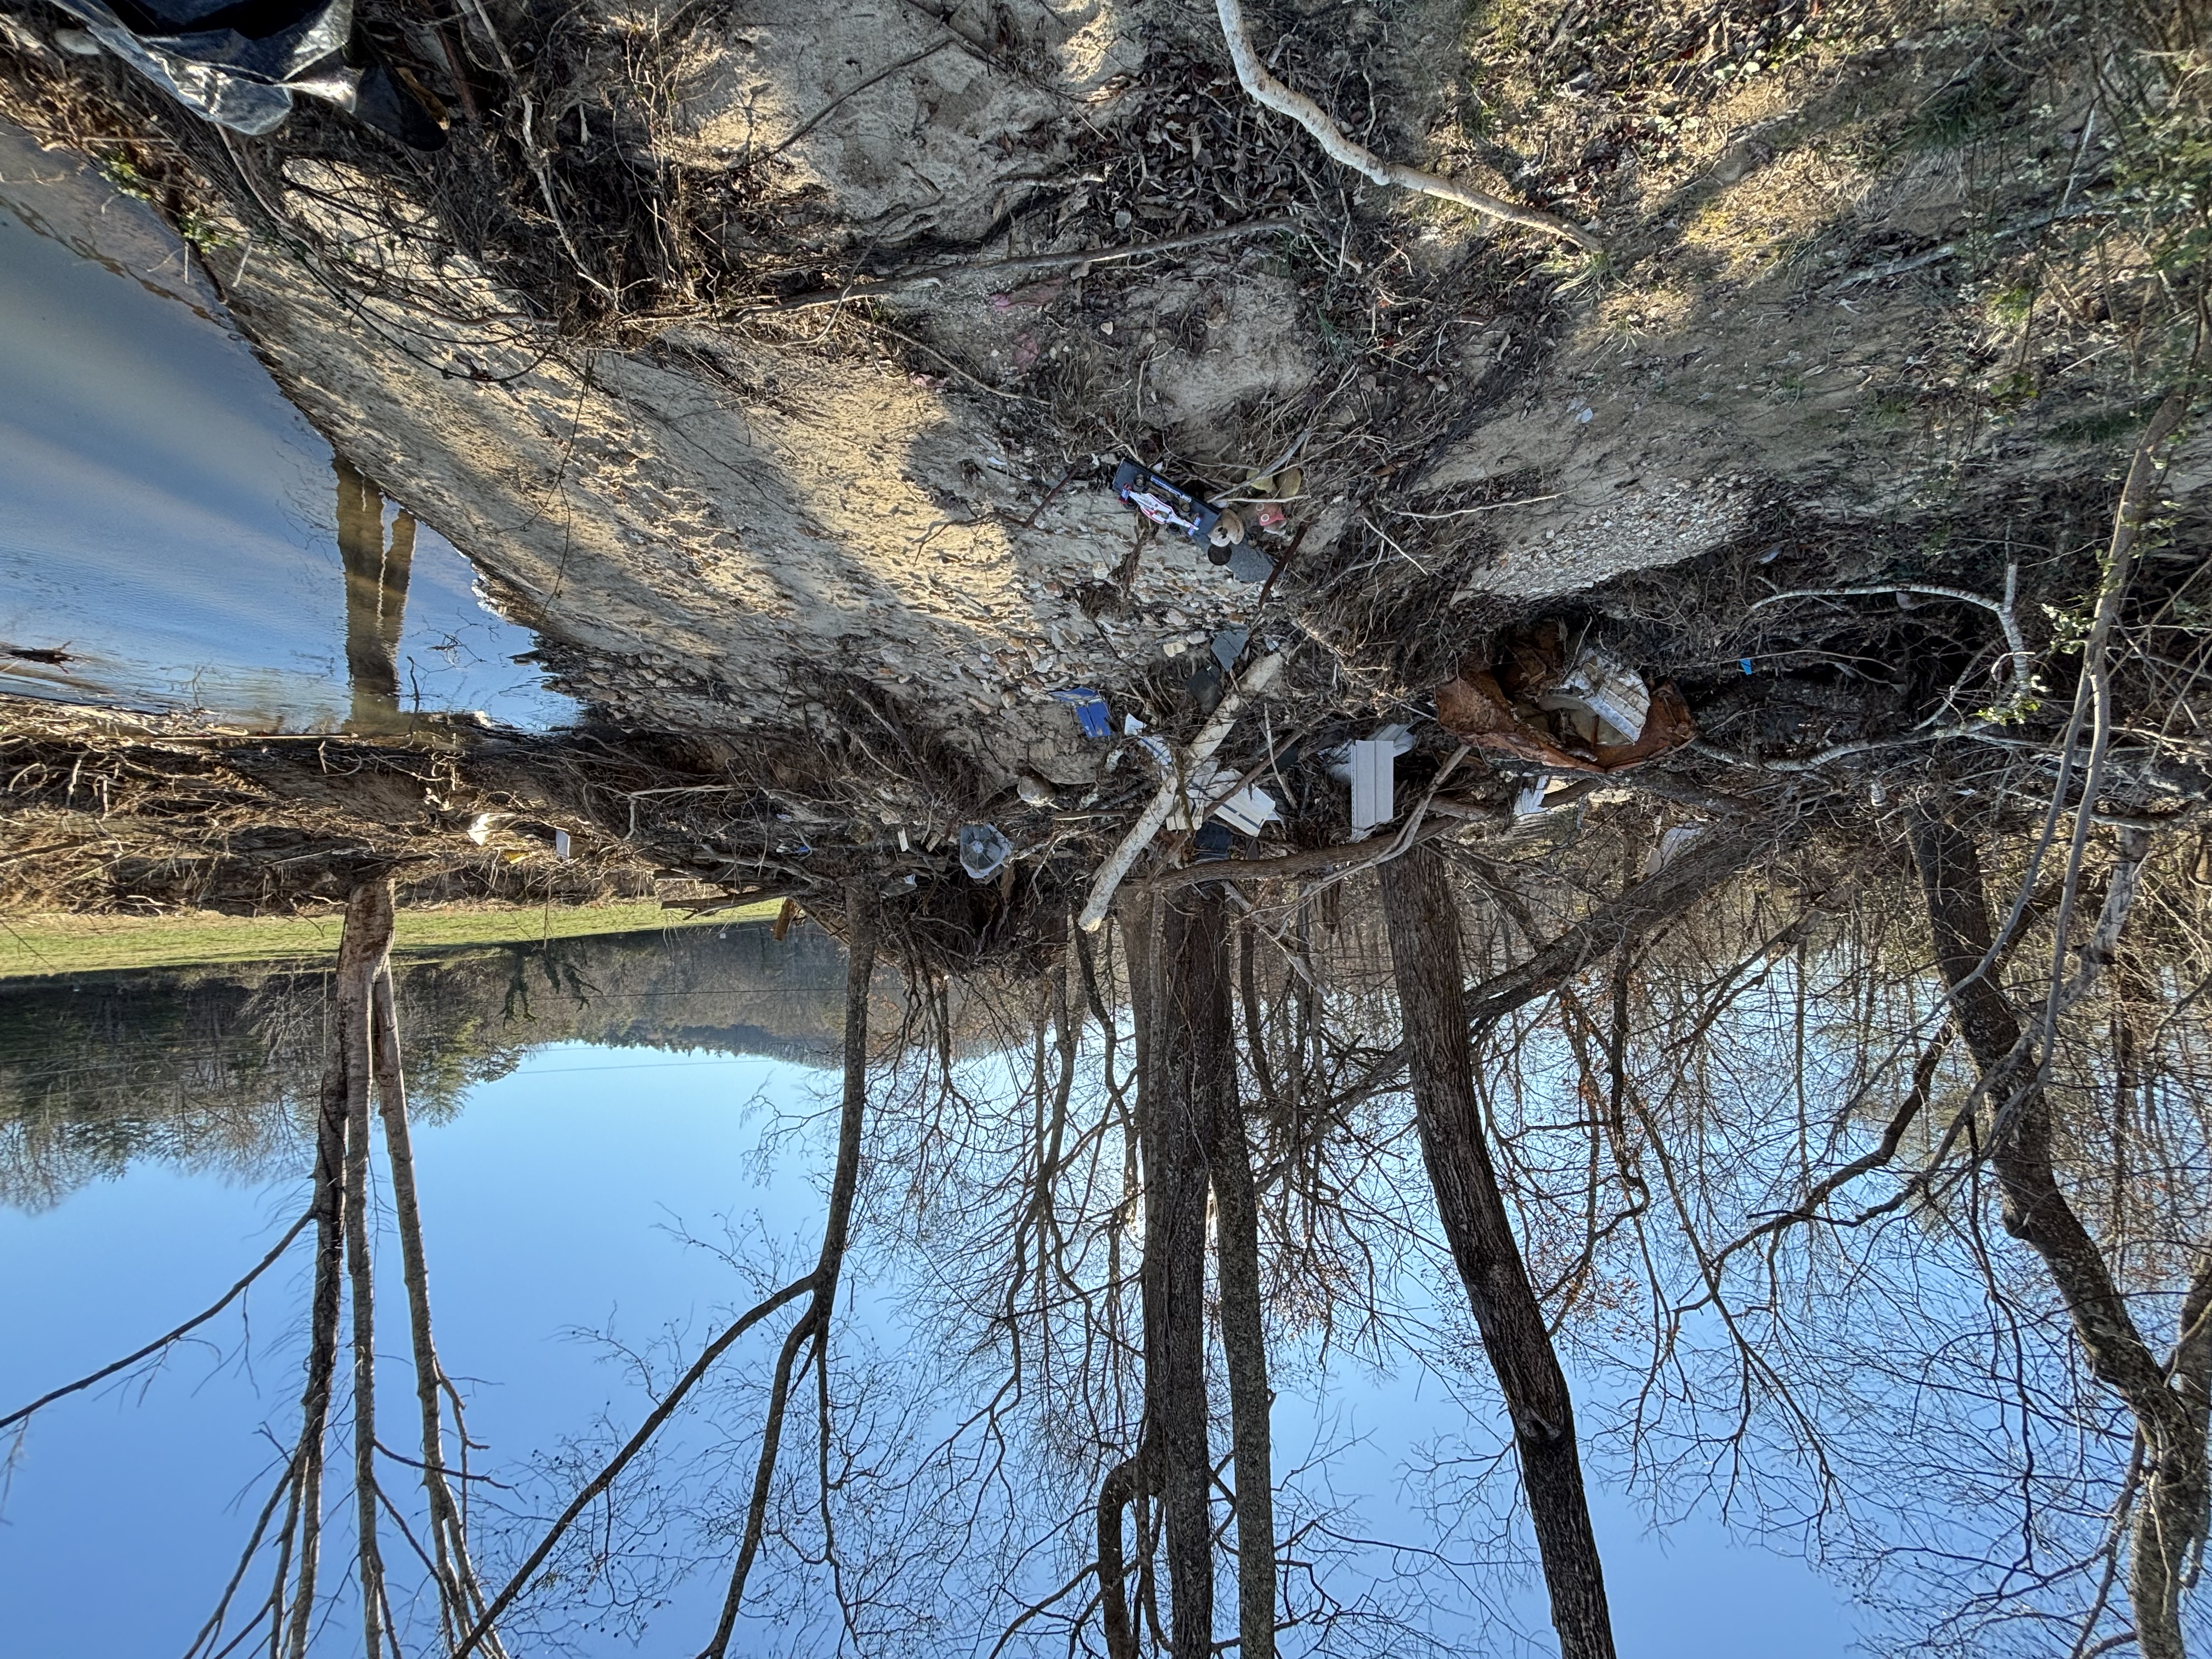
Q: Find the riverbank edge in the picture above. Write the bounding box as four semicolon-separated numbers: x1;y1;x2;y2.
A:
0;899;782;977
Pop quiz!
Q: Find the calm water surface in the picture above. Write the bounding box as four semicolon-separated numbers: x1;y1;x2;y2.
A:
0;926;1857;1658
0;122;575;731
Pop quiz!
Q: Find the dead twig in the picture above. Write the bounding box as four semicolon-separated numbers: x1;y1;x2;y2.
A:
1214;0;1602;251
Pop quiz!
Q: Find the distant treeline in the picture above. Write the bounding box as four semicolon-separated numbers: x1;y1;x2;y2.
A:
0;922;850;1209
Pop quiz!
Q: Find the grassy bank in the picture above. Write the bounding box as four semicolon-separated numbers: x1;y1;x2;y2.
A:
0;899;780;977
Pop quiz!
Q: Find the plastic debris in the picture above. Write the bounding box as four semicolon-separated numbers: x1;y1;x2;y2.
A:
1111;461;1222;544
1545;646;1650;744
1348;741;1397;833
1128;715;1280;836
1325;724;1413;784
1512;778;1554;818
958;824;1013;881
552;829;572;861
1178;654;1224;716
1207;779;1279;836
1324;724;1412;833
45;0;444;145
1051;687;1113;739
1079;653;1288;931
1435;622;1694;773
1016;774;1058;807
1211;627;1250;672
1193;821;1234;862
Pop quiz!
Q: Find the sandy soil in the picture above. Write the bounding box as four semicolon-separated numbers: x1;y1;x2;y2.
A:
4;0;2205;793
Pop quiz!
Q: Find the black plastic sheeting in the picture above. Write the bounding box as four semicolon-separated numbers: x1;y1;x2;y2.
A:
46;0;442;146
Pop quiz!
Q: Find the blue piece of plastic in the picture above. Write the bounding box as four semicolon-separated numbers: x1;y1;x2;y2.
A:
1740;658;1755;675
1051;688;1113;740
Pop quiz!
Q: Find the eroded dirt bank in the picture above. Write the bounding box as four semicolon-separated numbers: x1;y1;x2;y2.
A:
1;0;2207;943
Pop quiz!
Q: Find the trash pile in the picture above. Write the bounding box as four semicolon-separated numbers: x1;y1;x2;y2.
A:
40;0;443;146
1110;454;1308;588
1434;622;1694;779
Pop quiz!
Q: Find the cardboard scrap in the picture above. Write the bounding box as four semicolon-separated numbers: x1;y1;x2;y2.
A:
1435;627;1693;772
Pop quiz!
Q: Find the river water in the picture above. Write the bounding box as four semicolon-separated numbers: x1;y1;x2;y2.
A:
0;920;1858;1659
0;122;574;731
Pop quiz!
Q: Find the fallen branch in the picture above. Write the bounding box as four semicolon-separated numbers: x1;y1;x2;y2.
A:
0;1210;313;1432
1081;653;1286;930
1752;571;2032;697
1143;813;1463;893
1214;0;1601;251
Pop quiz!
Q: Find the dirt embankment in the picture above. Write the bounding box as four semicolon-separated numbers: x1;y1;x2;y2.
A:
0;0;2205;941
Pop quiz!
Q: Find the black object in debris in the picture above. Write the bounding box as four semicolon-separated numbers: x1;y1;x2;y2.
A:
1179;656;1223;718
1192;821;1234;863
1112;461;1222;545
1224;543;1276;584
46;0;445;147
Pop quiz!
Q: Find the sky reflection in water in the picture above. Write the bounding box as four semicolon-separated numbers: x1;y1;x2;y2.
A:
0;953;1858;1658
0;126;573;730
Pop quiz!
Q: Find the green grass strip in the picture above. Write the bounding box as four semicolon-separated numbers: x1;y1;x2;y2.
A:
0;899;782;978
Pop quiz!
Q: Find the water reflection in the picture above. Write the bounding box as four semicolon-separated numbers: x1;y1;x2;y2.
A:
334;458;416;731
0;921;849;1210
0;906;1871;1659
0;120;575;731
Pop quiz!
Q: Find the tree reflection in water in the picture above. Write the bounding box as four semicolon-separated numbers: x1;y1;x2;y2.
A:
6;830;2212;1659
334;458;417;734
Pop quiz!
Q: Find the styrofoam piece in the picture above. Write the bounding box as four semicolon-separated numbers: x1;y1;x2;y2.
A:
1552;648;1650;742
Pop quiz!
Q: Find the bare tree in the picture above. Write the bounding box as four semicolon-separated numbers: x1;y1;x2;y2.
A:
1381;844;1616;1659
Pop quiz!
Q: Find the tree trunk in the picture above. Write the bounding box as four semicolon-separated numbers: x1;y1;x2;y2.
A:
1206;993;1277;1659
281;881;393;1657
1143;891;1221;1659
1379;845;1617;1659
370;966;502;1652
1911;810;2207;1659
342;887;388;1659
334;458;413;732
